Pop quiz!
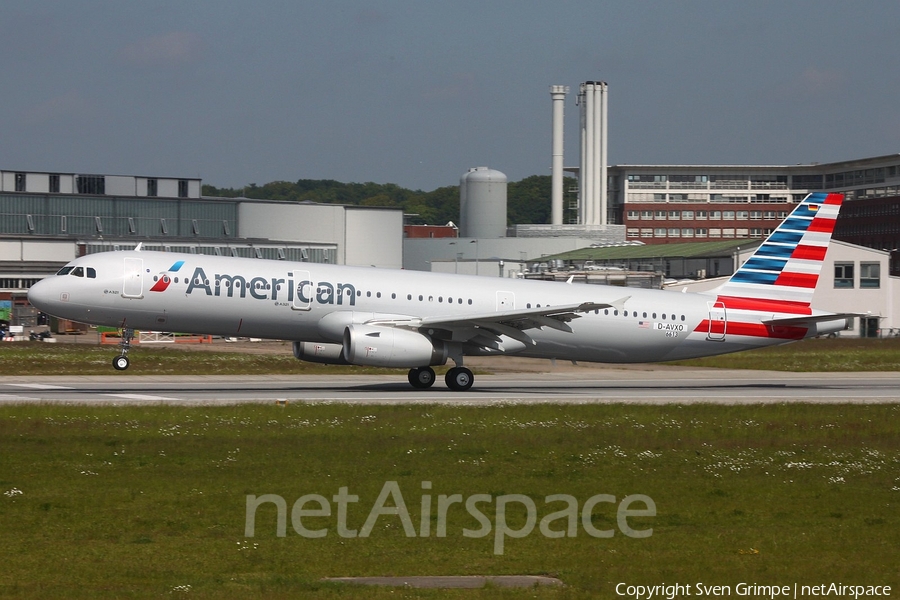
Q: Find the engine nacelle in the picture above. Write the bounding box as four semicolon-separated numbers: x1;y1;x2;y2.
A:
292;341;349;365
342;325;447;368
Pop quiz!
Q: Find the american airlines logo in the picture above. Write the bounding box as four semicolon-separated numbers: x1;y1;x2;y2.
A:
183;266;357;306
149;260;185;292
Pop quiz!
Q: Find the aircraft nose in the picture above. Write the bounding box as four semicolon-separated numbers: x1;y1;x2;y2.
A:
27;277;62;314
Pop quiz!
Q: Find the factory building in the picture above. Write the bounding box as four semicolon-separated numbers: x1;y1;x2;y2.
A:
0;169;403;304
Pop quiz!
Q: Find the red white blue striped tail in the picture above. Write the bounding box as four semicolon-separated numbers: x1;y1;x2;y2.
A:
715;192;843;304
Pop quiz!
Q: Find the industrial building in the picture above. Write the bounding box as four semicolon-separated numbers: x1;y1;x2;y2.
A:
0;169;403;329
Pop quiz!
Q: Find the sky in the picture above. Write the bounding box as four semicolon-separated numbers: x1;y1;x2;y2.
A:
2;1;899;192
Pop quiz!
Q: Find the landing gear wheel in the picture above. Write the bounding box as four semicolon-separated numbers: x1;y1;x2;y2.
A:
113;327;134;371
408;367;436;389
445;367;474;391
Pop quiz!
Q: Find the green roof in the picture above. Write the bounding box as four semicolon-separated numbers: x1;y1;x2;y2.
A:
542;239;762;261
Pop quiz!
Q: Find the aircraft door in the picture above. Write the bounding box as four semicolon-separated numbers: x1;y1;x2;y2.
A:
496;291;515;311
707;301;726;341
123;258;144;298
291;270;312;311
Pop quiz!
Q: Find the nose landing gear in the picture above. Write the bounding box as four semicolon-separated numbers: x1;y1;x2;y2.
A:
112;328;134;370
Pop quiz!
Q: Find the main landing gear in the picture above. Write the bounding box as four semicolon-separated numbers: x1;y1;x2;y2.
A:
112;328;134;371
406;365;474;391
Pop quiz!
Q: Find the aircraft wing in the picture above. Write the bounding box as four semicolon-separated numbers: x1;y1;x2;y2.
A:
366;297;630;347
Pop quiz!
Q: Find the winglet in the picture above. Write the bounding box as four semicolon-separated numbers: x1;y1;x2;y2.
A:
566;275;574;285
610;296;631;311
135;242;143;251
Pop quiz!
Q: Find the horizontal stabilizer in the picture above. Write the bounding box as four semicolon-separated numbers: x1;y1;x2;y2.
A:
762;312;865;326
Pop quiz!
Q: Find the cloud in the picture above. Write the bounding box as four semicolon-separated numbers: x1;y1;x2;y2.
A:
120;31;204;67
22;90;87;125
420;72;477;102
798;67;845;93
770;66;846;103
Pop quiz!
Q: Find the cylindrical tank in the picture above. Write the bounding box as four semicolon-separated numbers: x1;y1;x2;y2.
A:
460;167;507;238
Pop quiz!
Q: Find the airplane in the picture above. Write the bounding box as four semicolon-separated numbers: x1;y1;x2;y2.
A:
27;192;853;391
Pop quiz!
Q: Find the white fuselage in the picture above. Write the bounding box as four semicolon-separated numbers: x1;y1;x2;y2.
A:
27;250;842;365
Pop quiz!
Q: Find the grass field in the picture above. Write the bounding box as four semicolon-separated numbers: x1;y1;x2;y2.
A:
1;403;898;598
2;336;900;375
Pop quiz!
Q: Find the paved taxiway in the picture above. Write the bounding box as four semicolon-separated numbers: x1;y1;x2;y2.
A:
0;369;898;405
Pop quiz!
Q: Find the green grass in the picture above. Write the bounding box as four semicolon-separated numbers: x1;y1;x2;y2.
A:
0;342;410;376
669;337;900;371
1;403;898;598
2;337;900;376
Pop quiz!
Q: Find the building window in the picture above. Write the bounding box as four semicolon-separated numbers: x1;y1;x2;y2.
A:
654;228;666;237
49;174;60;193
147;179;158;197
834;262;854;288
77;175;105;195
14;172;26;192
860;262;880;289
178;179;189;198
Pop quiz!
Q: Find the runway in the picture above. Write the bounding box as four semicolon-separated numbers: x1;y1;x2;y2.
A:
1;369;898;405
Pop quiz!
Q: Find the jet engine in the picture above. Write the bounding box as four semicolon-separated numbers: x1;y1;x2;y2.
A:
292;341;349;365
342;324;447;368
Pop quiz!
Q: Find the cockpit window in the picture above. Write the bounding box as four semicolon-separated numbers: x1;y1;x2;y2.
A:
57;266;74;276
86;267;96;279
72;267;84;277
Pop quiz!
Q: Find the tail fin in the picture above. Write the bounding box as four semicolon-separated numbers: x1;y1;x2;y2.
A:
716;192;844;304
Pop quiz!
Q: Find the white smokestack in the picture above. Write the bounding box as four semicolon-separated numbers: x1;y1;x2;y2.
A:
578;81;609;225
599;81;608;226
549;85;569;226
